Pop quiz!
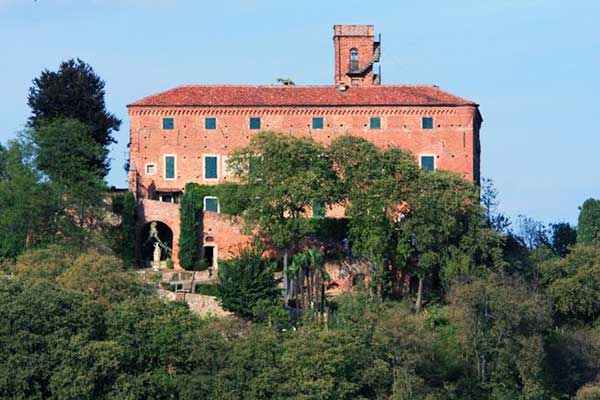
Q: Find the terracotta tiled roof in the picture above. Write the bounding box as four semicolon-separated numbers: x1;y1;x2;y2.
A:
128;85;477;107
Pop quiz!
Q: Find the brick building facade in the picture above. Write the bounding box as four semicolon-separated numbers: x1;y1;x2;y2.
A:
127;25;482;268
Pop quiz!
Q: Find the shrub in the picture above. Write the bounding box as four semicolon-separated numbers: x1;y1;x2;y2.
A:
217;248;281;319
13;244;78;281
59;251;150;304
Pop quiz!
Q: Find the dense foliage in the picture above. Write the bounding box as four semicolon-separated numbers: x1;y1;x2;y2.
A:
178;183;204;270
577;198;600;245
27;58;121;176
217;247;281;319
109;191;137;266
4;59;600;399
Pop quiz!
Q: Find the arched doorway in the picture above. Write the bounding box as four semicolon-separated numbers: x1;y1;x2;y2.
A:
140;221;173;267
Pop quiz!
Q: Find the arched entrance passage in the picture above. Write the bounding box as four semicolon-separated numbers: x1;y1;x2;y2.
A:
140;221;173;266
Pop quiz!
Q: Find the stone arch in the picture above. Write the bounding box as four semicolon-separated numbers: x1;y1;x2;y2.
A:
139;220;174;266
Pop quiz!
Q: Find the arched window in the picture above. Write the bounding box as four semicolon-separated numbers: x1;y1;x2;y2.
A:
349;48;359;71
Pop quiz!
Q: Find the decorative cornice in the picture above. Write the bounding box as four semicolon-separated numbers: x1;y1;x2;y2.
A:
128;106;466;117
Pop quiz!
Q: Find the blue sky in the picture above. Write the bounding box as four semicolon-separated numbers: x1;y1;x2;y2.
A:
1;0;599;224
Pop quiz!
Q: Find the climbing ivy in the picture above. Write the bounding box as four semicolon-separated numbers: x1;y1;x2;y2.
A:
189;182;251;216
178;182;251;270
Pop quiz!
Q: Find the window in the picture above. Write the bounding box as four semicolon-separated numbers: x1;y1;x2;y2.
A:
204;196;219;212
162;118;174;130
312;117;324;129
159;193;173;203
420;155;435;172
156;191;180;203
349;48;359;72
249;117;261;130
145;163;156;175
369;117;381;129
422;117;434;129
164;155;176;179
204;156;218;179
205;117;217;130
312;200;326;218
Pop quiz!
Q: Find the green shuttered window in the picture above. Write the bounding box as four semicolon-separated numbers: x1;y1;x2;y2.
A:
205;156;218;179
205;117;217;130
420;155;435;172
422;117;434;129
165;156;175;179
249;117;261;130
312;117;324;129
163;118;174;130
312;200;326;218
369;117;381;129
204;197;219;212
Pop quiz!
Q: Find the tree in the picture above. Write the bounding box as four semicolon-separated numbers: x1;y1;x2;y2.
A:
228;132;339;299
13;244;77;281
577;198;600;245
0;140;62;259
329;136;420;300
104;296;203;399
480;178;511;232
28;58;121;176
31;118;103;182
288;248;328;316
178;183;204;270
109;191;137;266
449;274;552;398
544;327;600;397
538;245;600;322
515;215;550;250
58;251;150;305
0;278;104;399
216;247;281;319
29;119;107;242
397;171;498;311
549;222;577;257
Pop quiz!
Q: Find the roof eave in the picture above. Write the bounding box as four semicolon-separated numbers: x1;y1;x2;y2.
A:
127;102;479;108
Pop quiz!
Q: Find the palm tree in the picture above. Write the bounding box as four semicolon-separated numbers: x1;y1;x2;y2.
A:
288;248;328;319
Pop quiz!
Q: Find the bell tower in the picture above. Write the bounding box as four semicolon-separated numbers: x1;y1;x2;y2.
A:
333;24;381;87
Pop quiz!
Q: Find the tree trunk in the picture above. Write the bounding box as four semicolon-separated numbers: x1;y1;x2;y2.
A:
283;248;289;301
300;267;306;311
320;276;325;321
306;268;312;309
415;276;424;313
189;271;196;294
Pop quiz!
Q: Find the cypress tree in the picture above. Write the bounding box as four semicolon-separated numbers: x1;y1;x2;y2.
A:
577;198;600;245
178;183;203;270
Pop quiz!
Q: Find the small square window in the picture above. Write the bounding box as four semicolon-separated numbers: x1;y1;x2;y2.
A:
312;200;326;218
312;117;324;129
205;117;217;130
249;117;261;130
162;118;174;130
204;156;218;179
204;196;219;213
420;155;435;172
369;117;381;129
145;164;156;175
422;117;434;129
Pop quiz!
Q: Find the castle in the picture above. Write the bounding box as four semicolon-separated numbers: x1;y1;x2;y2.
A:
127;25;482;268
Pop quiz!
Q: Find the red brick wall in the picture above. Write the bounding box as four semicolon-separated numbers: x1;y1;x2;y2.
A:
129;104;480;268
333;24;375;86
